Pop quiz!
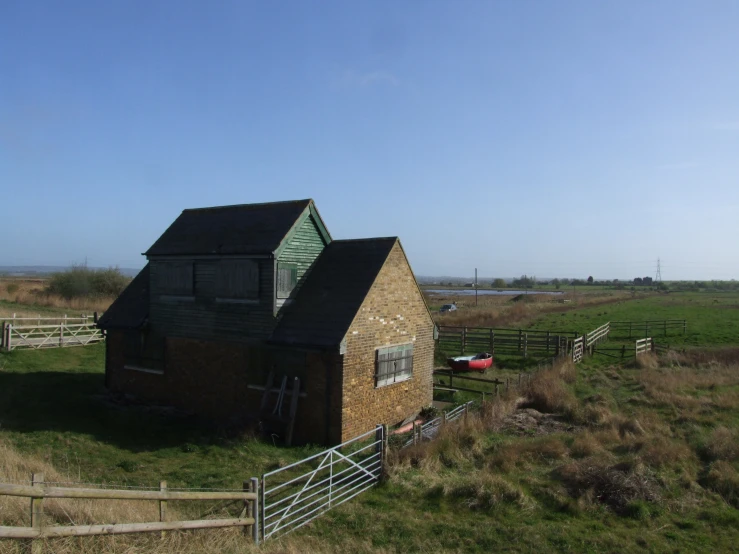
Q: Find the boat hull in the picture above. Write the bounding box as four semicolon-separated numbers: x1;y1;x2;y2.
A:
446;353;493;373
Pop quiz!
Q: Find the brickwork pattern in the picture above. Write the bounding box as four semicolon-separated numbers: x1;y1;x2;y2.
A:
340;242;435;441
106;331;341;445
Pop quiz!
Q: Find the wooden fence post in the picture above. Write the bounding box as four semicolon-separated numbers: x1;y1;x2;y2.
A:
489;328;494;353
251;477;260;544
461;327;467;355
523;334;528;358
683;320;687;334
412;421;418;445
30;472;44;553
518;329;522;352
6;323;11;351
59;322;64;347
546;331;550;354
1;321;5;349
621;345;625;359
159;480;167;538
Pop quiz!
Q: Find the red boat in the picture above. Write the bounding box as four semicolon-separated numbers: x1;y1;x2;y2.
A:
446;352;493;372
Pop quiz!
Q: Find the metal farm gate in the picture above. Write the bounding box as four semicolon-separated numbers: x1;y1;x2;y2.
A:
261;426;385;540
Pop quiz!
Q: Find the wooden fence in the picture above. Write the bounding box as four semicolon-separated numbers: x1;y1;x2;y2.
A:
433;369;531;401
572;336;584;363
635;337;653;357
2;318;102;351
610;320;686;338
437;326;572;358
0;473;258;547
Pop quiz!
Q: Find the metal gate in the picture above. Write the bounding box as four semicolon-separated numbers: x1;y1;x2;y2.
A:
261;425;384;540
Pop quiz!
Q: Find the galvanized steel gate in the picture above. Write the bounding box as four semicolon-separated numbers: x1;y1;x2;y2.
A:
260;425;385;540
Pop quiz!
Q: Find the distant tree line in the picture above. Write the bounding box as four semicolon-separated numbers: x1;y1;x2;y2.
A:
47;265;130;299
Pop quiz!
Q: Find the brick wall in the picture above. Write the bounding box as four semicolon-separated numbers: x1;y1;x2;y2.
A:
106;331;341;444
339;242;434;441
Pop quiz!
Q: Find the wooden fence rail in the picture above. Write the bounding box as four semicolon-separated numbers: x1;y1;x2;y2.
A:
0;474;259;546
2;322;102;351
1;314;97;349
437;326;569;357
609;320;686;338
635;338;653;357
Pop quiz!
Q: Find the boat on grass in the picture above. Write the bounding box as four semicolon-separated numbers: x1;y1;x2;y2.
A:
446;352;493;372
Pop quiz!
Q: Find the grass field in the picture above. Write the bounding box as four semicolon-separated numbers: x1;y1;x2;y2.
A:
2;291;739;552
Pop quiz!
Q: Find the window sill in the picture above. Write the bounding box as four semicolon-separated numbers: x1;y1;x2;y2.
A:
159;295;195;302
124;365;164;376
375;376;412;389
216;298;259;305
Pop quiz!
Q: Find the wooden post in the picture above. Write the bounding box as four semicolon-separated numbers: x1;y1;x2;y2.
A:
159;480;167;538
518;329;522;352
251;477;260;544
1;321;5;349
481;391;486;403
243;480;252;537
546;331;550;354
523;333;528;358
59;321;64;347
683;320;687;334
6;323;11;351
375;424;387;467
412;421;418;445
621;345;625;359
461;327;467;354
30;473;44;554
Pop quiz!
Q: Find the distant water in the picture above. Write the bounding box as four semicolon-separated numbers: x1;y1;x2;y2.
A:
425;289;564;296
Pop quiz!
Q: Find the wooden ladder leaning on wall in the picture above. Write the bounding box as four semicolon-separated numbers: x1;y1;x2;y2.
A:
259;372;301;446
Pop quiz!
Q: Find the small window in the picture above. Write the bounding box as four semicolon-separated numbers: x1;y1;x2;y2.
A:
153;262;193;296
375;344;413;387
124;329;165;372
277;263;298;299
216;260;259;300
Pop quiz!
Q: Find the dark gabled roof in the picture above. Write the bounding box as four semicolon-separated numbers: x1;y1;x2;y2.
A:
269;238;399;348
145;199;314;256
97;264;150;329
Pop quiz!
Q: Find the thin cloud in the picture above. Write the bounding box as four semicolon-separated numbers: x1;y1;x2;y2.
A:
335;70;399;88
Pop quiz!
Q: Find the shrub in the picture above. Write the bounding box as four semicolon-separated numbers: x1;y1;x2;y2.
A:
5;283;18;295
47;265;129;299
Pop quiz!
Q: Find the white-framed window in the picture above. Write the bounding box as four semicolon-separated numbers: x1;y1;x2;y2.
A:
277;262;298;299
375;344;413;387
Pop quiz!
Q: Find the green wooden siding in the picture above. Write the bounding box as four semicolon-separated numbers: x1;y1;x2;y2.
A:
149;258;275;341
275;215;328;311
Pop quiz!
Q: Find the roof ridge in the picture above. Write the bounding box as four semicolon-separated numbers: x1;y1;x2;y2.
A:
182;199;312;213
330;237;398;243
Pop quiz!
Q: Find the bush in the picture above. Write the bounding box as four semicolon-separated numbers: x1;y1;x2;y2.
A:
5;283;18;295
47;265;130;299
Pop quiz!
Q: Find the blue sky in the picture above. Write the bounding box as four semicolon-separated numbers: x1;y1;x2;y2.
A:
1;1;738;280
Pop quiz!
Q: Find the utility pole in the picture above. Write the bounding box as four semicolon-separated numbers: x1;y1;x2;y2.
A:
656;258;662;283
475;268;478;306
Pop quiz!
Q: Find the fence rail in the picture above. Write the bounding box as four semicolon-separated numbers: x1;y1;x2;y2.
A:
610;320;686;338
2;322;102;351
437;326;569;358
572;336;584;363
635;337;653;356
0;474;258;544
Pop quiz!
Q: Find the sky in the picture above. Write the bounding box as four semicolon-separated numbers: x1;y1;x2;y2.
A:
1;1;738;281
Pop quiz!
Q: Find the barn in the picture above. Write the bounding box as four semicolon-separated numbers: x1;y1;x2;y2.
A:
98;199;435;445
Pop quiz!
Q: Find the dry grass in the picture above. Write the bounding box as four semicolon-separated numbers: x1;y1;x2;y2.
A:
430;290;631;328
704;461;739;508
0;279;113;314
705;427;739;462
555;457;661;514
0;441;326;554
520;360;579;419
